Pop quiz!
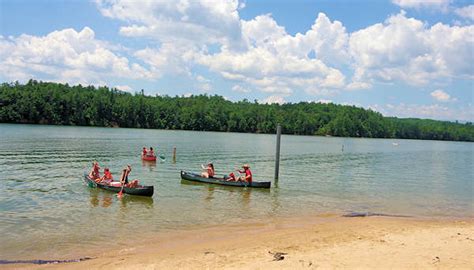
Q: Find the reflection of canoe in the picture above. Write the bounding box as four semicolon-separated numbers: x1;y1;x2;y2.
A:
141;155;157;161
84;173;154;197
180;171;271;188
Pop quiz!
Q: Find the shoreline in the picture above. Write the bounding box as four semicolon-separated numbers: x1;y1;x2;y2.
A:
3;214;473;269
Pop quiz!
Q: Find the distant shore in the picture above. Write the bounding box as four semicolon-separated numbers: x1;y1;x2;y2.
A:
2;81;473;142
3;215;473;270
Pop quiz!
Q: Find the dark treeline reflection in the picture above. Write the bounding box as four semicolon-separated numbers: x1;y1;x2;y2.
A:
1;80;472;141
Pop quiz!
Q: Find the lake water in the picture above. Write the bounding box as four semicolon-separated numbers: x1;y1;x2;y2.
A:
0;124;472;259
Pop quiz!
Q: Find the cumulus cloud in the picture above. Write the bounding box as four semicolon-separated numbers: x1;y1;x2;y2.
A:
2;0;472;123
455;5;474;21
114;85;133;92
430;89;456;102
95;0;249;88
391;0;451;10
316;99;333;104
232;85;251;93
349;11;474;86
0;27;153;85
96;0;243;49
198;13;347;96
261;95;286;104
374;103;473;121
91;2;472;99
194;75;212;92
94;2;352;96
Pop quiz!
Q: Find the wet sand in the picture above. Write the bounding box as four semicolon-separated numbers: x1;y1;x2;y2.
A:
3;215;473;269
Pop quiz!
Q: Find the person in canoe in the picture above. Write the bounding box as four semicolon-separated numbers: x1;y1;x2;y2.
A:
148;147;155;157
142;147;148;156
201;162;215;178
118;165;140;188
89;161;101;182
100;167;114;184
226;172;237;181
237;164;252;183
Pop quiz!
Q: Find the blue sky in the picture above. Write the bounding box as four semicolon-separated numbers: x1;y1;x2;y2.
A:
0;0;473;121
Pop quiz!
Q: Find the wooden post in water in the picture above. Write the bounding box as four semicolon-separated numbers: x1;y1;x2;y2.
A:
274;124;282;181
172;146;177;163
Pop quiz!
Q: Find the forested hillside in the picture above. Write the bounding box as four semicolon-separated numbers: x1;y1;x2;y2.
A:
1;80;472;141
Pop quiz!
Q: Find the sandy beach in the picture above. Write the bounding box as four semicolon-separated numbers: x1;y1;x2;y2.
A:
3;215;473;270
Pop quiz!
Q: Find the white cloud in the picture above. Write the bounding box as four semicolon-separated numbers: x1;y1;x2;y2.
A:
232;85;251;93
373;103;473;121
91;2;473;99
115;85;133;92
316;99;333;104
260;95;286;104
455;5;474;21
193;75;212;92
93;3;351;96
391;0;451;10
349;11;474;86
0;27;153;85
198;83;212;92
198;13;347;96
96;0;243;49
133;44;196;77
346;81;372;90
2;1;472;116
196;75;209;83
430;89;456;102
95;0;248;82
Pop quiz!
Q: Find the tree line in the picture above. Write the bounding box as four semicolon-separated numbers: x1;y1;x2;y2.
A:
1;80;473;142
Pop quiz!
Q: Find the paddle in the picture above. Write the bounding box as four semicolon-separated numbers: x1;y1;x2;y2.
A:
117;166;130;198
117;181;125;198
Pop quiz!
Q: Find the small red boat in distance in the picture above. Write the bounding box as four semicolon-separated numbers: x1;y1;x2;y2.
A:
142;154;157;161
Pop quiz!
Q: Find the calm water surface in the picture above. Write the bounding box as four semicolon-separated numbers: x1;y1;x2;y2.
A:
0;124;472;259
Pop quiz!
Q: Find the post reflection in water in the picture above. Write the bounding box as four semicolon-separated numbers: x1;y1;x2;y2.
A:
239;188;252;213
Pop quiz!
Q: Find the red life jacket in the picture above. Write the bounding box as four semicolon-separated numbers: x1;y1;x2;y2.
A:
104;171;113;180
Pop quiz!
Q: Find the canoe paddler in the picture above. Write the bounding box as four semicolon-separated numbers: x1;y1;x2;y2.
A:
118;165;139;188
237;164;252;183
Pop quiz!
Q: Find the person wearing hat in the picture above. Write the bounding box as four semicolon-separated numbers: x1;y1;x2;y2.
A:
237;164;252;183
201;162;215;178
89;161;101;182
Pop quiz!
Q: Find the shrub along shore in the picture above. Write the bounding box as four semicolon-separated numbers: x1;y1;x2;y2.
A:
1;80;472;142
